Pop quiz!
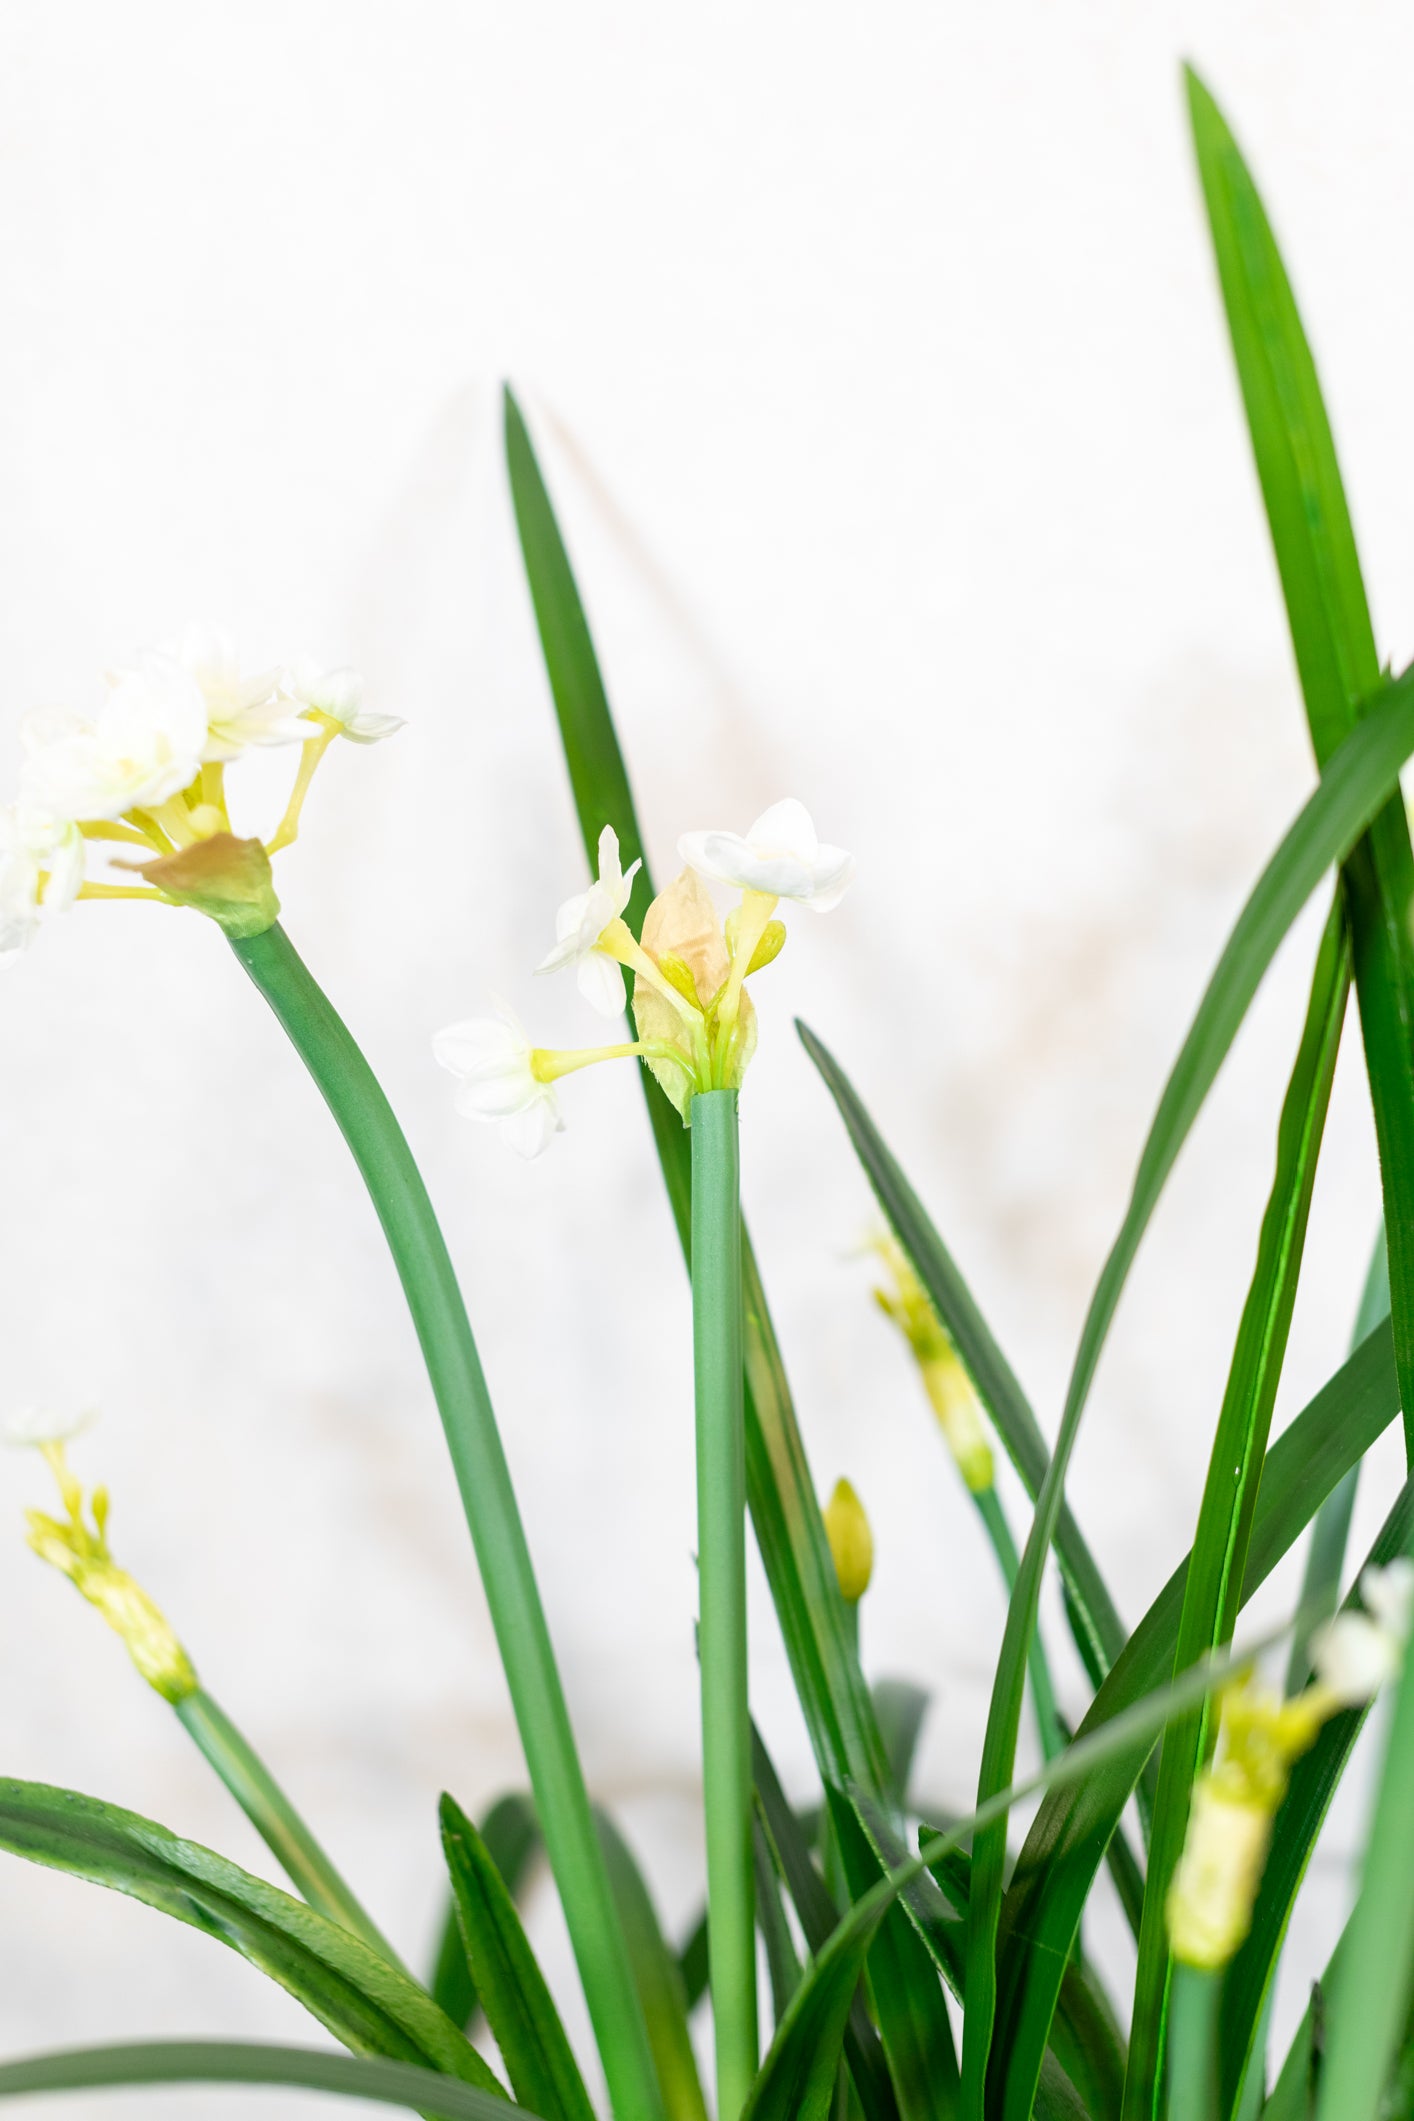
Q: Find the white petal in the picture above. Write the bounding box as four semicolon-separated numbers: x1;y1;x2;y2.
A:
500;1091;565;1158
595;824;622;892
1360;1559;1414;1642
801;844;856;912
677;828;752;888
2;1406;96;1447
1310;1612;1401;1705
578;950;627;1018
343;710;405;745
745;797;819;863
40;826;85;912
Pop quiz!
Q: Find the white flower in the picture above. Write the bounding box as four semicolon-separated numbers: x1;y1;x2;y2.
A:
1310;1559;1414;1706
433;1001;563;1159
162;624;310;759
0;802;84;963
678;797;854;911
20;655;207;823
291;661;403;745
536;825;642;1017
2;1406;96;1448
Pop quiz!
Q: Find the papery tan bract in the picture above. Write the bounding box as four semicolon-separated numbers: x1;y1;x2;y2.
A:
129;831;281;940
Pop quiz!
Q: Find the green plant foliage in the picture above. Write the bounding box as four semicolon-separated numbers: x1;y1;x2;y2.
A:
0;1780;502;2090
595;1810;711;2121
430;1793;541;2030
0;2042;530;2117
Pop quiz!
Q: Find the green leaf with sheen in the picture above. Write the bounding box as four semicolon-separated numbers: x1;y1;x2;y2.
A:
430;1793;540;2030
1187;65;1414;1468
439;1795;594;2121
504;383;891;1805
989;1318;1399;2121
1125;906;1349;2119
595;1809;710;2121
0;2042;529;2118
0;1780;501;2092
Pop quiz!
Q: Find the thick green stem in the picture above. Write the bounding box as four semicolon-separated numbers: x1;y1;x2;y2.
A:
1167;1963;1221;2121
691;1089;757;2119
228;922;663;2121
973;1485;1064;1763
174;1689;401;1968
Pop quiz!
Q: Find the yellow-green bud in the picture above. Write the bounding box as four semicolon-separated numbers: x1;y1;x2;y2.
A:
824;1478;874;1604
921;1355;995;1493
23;1463;198;1704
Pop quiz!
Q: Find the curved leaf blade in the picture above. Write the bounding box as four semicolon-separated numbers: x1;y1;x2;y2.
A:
0;1779;501;2092
439;1794;593;2121
0;2041;529;2118
430;1792;541;2030
595;1809;710;2121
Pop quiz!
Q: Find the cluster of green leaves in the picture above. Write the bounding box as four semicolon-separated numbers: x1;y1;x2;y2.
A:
3;56;1414;2121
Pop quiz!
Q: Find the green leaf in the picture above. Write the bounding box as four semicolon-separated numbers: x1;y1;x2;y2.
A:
872;1679;931;1808
595;1809;710;2121
955;662;1414;2117
1220;1474;1414;2115
1187;64;1414;1466
1126;905;1350;2119
754;1808;805;2025
677;1907;710;2015
826;1786;960;2121
503;384;891;1806
0;2041;528;2118
0;1779;501;2091
795;1023;1122;1691
750;1725;900;2121
990;1318;1399;2121
430;1793;541;2030
439;1794;594;2121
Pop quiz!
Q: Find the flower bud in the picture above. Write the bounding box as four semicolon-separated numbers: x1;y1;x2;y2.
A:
1166;1778;1273;1969
921;1355;995;1494
824;1478;874;1604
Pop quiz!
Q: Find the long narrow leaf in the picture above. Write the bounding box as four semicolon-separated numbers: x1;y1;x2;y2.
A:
990;1319;1398;2121
1220;1475;1414;2113
0;1780;501;2091
504;384;891;1804
431;1793;540;2030
595;1810;710;2121
0;2042;528;2118
1126;905;1349;2117
439;1795;594;2121
1187;66;1414;1470
957;661;1414;2117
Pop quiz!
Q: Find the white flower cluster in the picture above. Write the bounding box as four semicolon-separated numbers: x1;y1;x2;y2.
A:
435;799;854;1158
0;625;401;963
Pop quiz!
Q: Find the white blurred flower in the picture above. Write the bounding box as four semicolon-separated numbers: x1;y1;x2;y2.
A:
291;662;403;745
678;798;854;911
536;825;642;1017
0;802;83;963
2;1407;96;1449
20;655;207;823
1311;1559;1414;1706
162;624;310;759
433;1001;563;1159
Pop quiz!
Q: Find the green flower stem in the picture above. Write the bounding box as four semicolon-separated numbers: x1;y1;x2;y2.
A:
1166;1963;1221;2121
691;1089;757;2121
973;1485;1064;1763
228;922;663;2121
174;1690;401;1968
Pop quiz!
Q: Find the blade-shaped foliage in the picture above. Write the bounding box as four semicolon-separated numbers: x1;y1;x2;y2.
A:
1220;1475;1414;2114
1126;906;1350;2117
990;1319;1399;2121
0;1779;501;2091
595;1809;710;2121
431;1793;540;2030
956;661;1414;2114
439;1794;594;2121
1187;66;1414;1471
797;1019;1123;1688
504;384;891;1805
0;2042;529;2118
827;1785;960;2121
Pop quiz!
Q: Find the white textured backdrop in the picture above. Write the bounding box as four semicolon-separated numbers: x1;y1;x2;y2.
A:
1;3;1411;2111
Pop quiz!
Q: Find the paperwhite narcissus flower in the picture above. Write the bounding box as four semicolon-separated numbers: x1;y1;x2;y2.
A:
1;1407;96;1448
0;802;84;962
433;1002;564;1159
678;798;854;911
1310;1559;1414;1705
161;624;311;759
292;661;404;745
536;825;643;1017
20;656;208;823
